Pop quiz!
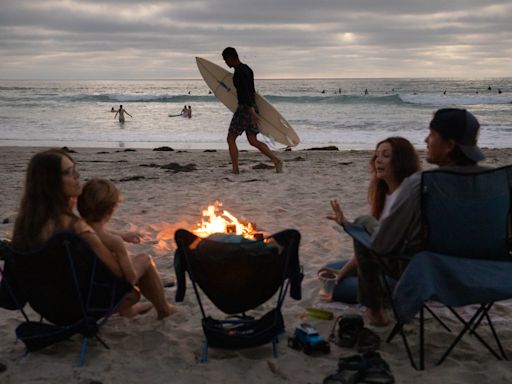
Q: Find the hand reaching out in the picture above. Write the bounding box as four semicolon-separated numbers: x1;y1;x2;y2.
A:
327;199;347;226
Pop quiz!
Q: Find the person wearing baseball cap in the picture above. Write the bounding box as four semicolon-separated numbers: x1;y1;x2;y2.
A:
427;108;485;165
353;108;489;326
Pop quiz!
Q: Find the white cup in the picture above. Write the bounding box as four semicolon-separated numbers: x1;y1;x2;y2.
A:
318;270;336;301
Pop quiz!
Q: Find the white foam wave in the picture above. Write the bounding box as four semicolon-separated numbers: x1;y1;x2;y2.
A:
108;94;168;102
400;94;512;106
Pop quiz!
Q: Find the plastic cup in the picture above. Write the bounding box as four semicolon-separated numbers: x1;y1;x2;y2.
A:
318;270;336;301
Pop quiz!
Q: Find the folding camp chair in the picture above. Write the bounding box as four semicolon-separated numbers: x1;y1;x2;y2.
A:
174;229;302;362
343;165;512;369
1;231;132;366
389;165;512;369
1;240;28;318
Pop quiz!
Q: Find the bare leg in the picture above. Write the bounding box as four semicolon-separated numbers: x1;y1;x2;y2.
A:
366;308;391;327
227;132;240;174
132;253;177;319
246;132;283;173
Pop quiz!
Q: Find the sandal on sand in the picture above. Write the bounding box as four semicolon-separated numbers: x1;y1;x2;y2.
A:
358;352;394;384
356;328;381;353
323;370;362;384
324;355;364;384
337;354;364;371
325;352;394;384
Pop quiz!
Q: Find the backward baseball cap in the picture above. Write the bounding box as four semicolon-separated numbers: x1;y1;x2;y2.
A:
429;108;485;162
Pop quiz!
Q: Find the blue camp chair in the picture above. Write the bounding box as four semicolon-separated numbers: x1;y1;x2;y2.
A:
0;232;132;366
391;165;512;369
343;165;512;369
174;229;302;362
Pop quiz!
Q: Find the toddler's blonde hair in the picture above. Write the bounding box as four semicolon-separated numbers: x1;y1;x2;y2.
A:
77;178;121;222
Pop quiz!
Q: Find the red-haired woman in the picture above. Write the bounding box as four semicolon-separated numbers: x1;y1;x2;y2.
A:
320;137;420;324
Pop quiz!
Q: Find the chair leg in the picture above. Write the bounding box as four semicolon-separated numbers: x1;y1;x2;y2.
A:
200;339;208;363
451;306;503;361
396;321;418;370
419;306;424;370
467;302;507;359
380;271;418;370
95;333;111;350
386;322;401;343
438;305;502;365
483;310;508;360
424;304;451;332
79;336;88;367
272;336;278;358
468;302;492;334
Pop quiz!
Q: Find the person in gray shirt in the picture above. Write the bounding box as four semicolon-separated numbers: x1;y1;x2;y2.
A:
353;108;488;326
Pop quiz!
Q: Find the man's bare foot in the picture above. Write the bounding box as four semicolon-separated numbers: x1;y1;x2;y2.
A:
119;302;153;318
366;308;391;327
157;303;178;320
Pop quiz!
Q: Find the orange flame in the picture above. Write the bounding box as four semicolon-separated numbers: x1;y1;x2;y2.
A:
193;201;256;239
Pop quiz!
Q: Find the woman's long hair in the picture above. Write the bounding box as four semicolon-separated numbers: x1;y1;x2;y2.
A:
368;137;420;219
12;149;76;251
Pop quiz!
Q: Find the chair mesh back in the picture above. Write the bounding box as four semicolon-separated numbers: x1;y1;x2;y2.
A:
421;166;512;261
10;232;131;325
188;238;283;314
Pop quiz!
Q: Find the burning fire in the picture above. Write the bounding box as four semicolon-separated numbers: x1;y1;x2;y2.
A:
193;201;256;239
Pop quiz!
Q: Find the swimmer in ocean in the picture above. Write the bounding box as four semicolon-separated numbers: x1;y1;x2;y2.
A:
114;105;132;123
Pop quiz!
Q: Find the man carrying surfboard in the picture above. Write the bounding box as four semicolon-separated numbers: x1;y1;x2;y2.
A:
222;47;283;174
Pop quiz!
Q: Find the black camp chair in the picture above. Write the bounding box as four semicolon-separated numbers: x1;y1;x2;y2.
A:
174;229;302;362
0;232;132;366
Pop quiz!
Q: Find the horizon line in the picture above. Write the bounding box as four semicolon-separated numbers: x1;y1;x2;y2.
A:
2;76;511;81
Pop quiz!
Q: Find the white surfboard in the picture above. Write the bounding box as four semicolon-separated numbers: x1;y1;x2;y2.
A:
196;57;300;147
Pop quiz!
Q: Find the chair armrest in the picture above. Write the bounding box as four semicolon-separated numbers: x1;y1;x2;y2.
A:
343;223;410;280
342;223;372;248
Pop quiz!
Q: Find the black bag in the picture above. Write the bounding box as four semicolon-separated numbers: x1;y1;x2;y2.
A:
329;314;364;347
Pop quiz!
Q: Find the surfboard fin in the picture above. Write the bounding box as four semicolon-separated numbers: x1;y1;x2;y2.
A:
218;81;231;92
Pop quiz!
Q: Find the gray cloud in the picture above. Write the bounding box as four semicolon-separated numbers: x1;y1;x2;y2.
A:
0;0;510;79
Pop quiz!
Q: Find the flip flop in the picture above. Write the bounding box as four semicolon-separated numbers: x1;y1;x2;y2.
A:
323;355;364;384
337;354;364;371
323;370;361;384
358;352;395;384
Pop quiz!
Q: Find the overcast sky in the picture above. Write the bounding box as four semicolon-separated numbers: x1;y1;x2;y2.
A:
1;0;511;79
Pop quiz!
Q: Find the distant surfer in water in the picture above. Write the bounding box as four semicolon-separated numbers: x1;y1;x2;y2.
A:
114;105;132;123
222;47;283;174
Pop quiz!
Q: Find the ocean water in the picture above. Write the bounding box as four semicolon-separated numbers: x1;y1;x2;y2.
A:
0;78;510;150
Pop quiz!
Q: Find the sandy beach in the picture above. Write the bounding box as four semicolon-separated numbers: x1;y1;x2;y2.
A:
1;145;511;384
